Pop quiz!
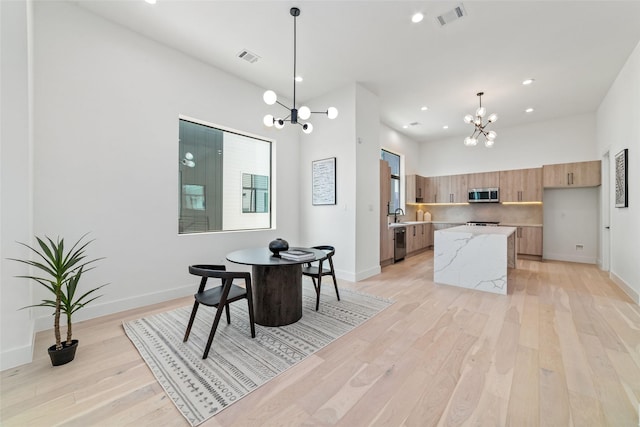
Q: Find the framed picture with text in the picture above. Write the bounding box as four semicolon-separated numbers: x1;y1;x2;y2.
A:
615;148;628;208
312;157;336;205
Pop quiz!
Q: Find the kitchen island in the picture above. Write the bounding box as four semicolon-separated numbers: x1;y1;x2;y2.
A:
434;225;517;295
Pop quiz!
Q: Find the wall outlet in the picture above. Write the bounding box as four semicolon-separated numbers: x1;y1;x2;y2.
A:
576;244;584;251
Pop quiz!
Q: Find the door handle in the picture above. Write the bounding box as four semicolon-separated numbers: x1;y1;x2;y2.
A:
605;226;610;229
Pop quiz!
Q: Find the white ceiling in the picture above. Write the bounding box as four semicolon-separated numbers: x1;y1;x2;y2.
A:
73;0;640;143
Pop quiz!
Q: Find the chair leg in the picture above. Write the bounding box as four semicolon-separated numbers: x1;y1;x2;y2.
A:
225;304;231;324
245;292;256;339
183;301;200;342
203;303;226;359
315;274;322;311
331;271;340;301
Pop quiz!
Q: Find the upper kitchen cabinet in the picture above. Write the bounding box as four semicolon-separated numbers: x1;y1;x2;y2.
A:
543;160;601;188
467;171;500;189
406;174;426;203
499;167;542;202
427;174;467;203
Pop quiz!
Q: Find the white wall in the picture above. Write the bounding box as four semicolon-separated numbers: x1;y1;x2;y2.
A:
0;0;36;371
1;1;303;369
299;84;357;280
597;40;640;303
418;113;598;176
543;188;599;263
355;84;381;280
380;123;420;175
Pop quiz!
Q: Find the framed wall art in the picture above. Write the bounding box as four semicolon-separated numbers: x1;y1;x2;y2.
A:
312;157;336;205
615;148;628;208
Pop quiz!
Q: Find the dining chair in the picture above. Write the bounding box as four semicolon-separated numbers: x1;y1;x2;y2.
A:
301;245;340;311
183;264;256;359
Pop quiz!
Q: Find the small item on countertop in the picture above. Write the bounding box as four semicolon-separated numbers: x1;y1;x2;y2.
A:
424;211;431;221
416;208;424;221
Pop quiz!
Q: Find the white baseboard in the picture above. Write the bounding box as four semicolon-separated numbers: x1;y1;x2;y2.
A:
34;283;194;332
1;324;35;371
543;252;597;264
355;265;381;282
610;271;639;305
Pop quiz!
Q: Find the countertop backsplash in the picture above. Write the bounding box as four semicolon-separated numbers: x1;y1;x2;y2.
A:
404;203;543;226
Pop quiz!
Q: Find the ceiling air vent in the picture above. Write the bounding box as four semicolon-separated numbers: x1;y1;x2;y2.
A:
436;4;466;26
238;49;260;64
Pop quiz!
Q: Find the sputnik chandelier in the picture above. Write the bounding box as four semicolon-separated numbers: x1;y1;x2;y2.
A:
262;7;338;134
463;92;498;147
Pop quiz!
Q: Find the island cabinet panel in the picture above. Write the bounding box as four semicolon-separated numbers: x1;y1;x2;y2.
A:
517;226;542;256
543;160;601;188
380;160;393;262
467;171;500;189
499;167;542;202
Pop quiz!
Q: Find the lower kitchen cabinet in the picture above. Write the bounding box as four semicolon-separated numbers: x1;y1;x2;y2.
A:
517;226;543;257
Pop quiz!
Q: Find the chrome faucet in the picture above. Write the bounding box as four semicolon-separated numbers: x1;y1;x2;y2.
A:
394;208;405;223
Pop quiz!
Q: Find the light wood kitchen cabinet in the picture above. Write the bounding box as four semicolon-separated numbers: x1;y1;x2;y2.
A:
406;174;426;203
499;168;542;202
467;171;500;189
407;225;420;253
428;174;468;203
380;160;393;262
517;226;542;256
422;223;433;248
542;160;601;188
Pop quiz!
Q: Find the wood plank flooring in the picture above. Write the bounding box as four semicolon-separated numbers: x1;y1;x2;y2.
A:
2;251;639;426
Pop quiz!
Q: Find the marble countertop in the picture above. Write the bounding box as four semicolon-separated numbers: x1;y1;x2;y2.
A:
389;220;541;228
438;225;517;236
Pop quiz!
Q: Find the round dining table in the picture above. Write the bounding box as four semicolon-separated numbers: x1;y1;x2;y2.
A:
226;247;326;326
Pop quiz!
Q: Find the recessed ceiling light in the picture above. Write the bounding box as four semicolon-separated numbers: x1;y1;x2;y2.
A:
420;106;428;111
145;0;157;4
525;107;535;113
443;125;449;129
402;125;409;129
522;78;535;85
411;13;424;23
294;76;303;82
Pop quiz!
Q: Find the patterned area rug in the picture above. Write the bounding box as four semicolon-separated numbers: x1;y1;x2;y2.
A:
123;282;392;426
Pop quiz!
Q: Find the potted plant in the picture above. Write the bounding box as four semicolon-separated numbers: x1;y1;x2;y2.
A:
10;233;106;366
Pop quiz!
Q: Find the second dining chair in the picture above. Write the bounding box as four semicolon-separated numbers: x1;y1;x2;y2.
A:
301;245;340;311
183;264;256;359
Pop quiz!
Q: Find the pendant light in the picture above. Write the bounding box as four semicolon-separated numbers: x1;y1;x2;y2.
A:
463;92;498;147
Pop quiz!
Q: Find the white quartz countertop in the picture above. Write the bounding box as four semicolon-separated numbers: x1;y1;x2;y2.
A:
438;225;517;236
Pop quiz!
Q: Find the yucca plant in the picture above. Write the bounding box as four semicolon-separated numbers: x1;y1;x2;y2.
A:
11;233;106;352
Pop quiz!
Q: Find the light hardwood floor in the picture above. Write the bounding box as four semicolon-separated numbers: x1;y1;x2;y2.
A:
2;251;639;426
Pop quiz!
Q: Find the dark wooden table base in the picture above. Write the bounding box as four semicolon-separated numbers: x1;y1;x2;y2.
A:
251;264;303;326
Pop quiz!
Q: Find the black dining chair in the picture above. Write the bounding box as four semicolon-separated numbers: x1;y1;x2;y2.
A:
301;245;340;311
183;264;256;359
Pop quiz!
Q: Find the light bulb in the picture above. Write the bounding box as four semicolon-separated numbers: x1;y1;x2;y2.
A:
487;130;497;140
476;107;486;118
474;118;482;126
485;139;495;148
185;152;193;160
263;90;277;105
263;114;274;127
488;113;498;123
302;123;313;134
274;118;285;129
327;107;338;119
298;106;311;120
464;136;477;147
464;114;474;124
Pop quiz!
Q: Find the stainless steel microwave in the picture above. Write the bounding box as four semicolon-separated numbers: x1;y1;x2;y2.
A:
468;188;499;203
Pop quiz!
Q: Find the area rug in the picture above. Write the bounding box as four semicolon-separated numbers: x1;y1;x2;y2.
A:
123;281;392;426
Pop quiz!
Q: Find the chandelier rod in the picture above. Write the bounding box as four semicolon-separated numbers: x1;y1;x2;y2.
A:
292;7;298;111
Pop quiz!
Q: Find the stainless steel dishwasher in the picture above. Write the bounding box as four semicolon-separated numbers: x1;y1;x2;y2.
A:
394;226;406;262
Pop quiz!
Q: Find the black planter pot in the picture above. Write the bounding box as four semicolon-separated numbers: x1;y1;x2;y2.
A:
48;339;78;366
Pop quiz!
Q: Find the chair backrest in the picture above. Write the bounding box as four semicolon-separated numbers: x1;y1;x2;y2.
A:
312;245;335;260
189;264;251;293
